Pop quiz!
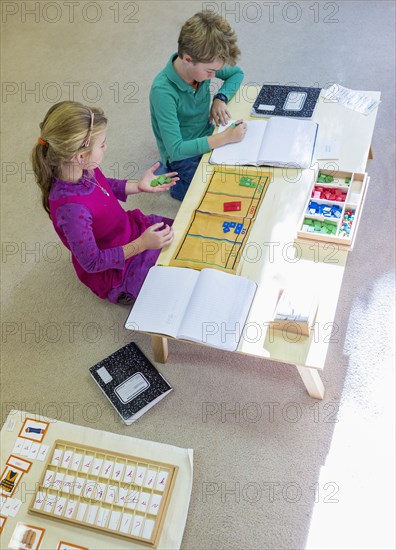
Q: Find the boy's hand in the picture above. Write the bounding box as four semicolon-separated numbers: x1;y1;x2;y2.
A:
210;98;231;126
140;222;174;250
223;119;247;143
137;162;179;193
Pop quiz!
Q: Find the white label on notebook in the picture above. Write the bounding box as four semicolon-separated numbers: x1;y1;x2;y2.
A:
97;366;113;384
284;91;307;111
114;373;149;403
258;104;276;111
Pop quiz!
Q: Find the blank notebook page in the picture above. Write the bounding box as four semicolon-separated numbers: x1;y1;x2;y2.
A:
210;120;265;165
259;117;317;166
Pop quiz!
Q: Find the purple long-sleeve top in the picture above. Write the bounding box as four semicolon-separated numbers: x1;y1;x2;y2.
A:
48;168;171;302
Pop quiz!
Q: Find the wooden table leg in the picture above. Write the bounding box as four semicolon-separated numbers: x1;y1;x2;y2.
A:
151;335;168;363
296;365;325;400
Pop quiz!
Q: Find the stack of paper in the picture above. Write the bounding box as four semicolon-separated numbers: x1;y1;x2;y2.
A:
322;84;380;115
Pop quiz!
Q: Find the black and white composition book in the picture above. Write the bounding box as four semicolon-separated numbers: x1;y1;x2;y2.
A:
251;84;322;119
89;342;172;425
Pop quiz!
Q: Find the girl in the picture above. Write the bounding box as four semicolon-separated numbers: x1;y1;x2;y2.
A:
32;101;178;304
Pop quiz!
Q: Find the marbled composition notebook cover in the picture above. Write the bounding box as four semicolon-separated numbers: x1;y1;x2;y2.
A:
90;342;172;424
252;85;321;118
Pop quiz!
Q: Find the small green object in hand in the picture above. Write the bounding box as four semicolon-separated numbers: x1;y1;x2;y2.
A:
150;176;173;187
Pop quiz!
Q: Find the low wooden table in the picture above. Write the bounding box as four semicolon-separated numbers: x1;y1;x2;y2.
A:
148;86;380;399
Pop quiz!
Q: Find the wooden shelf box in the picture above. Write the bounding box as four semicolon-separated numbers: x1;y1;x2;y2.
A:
296;169;369;250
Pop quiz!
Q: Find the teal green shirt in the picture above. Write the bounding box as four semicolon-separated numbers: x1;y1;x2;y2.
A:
150;53;244;164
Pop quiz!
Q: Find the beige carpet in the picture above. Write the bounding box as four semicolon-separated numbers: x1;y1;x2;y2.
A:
1;1;395;548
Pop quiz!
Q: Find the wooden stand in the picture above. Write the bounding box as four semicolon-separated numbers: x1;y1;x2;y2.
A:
296;366;325;400
151;335;168;363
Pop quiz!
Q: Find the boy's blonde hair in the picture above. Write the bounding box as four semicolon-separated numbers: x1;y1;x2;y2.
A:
31;101;107;216
178;11;240;65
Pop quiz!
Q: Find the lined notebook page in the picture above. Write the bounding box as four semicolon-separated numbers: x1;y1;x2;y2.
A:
209;120;265;165
178;269;257;351
125;266;199;337
259;117;318;167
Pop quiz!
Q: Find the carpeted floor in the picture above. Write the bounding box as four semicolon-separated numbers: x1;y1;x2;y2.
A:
1;1;395;548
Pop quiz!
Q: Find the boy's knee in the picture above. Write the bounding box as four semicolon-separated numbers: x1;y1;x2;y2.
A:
170;180;189;201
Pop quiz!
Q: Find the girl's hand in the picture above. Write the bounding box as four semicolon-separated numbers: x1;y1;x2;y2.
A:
210;98;231;127
222;119;247;144
140;222;174;251
123;223;174;259
137;162;179;193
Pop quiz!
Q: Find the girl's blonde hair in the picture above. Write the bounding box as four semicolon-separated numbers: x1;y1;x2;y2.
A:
178;11;240;65
31;101;107;216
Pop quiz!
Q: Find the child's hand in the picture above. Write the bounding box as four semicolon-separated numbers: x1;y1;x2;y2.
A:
223;120;247;143
140;222;174;251
210;99;231;126
138;162;179;193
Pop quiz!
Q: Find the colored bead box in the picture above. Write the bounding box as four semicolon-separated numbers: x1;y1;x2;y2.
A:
297;170;369;249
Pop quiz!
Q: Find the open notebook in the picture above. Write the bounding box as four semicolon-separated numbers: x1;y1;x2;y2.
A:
125;266;257;352
210;118;318;168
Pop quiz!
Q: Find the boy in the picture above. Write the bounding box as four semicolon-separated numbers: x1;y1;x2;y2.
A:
150;11;247;201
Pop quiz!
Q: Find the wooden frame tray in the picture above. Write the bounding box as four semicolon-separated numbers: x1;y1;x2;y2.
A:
28;440;178;547
296;169;369;250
